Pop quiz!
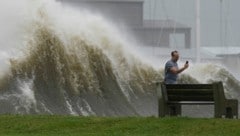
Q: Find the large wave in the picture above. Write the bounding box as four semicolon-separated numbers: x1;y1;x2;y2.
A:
0;0;239;116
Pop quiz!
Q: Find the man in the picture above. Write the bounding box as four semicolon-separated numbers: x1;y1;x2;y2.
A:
164;51;189;84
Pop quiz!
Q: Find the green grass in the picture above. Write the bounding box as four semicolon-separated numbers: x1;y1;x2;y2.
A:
0;115;239;136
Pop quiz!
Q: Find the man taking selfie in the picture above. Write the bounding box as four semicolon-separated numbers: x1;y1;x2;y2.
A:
164;50;189;84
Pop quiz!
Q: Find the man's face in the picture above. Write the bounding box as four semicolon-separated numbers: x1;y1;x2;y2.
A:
172;52;179;62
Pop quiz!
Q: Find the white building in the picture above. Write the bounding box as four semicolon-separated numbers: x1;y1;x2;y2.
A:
58;0;191;48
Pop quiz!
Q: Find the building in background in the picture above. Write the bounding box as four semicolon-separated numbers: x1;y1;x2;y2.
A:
132;19;191;48
58;0;144;27
57;0;191;48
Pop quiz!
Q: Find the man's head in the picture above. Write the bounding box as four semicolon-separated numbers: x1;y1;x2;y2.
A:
171;50;179;62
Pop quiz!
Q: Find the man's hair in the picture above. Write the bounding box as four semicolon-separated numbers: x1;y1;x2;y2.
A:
171;50;178;57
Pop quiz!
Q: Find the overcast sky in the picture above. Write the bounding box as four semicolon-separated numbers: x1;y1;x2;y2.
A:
144;0;240;47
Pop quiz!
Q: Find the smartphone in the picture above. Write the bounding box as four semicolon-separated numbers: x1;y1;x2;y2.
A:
186;61;189;64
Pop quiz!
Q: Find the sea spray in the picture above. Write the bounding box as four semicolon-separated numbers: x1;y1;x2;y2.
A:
0;0;161;115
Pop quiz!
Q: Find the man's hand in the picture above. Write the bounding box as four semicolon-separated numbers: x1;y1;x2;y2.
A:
184;63;189;69
170;63;189;74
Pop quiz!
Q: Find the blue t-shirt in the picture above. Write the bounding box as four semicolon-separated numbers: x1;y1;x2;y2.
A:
164;60;178;84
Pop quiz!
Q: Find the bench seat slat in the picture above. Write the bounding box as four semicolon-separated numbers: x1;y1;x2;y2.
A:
168;95;214;101
167;101;214;105
167;89;213;92
167;90;213;95
166;84;214;89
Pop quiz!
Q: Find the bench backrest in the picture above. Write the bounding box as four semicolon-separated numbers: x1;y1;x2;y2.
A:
163;84;215;102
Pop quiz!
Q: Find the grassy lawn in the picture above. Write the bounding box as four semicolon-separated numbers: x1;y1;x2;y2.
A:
0;115;239;136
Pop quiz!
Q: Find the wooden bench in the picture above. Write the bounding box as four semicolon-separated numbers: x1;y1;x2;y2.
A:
156;82;238;118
